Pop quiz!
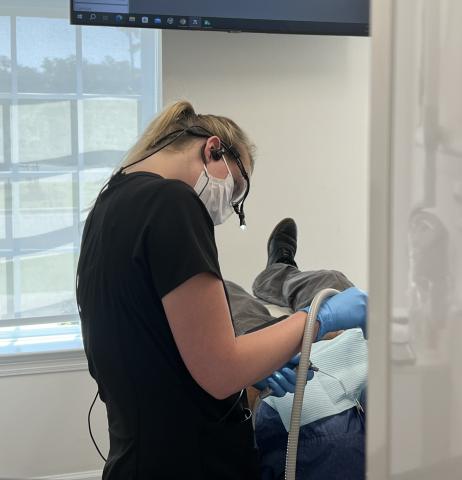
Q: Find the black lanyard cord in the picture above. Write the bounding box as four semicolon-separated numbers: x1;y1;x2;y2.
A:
88;390;108;463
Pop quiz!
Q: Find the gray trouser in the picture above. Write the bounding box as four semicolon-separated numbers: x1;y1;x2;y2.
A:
226;264;353;336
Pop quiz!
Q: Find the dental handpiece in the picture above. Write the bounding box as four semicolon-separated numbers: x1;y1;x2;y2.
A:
258;362;318;400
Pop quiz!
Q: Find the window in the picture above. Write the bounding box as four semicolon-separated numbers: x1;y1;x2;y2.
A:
0;1;161;357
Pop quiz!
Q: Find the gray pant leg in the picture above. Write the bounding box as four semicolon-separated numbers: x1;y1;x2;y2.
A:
225;280;278;336
252;264;354;311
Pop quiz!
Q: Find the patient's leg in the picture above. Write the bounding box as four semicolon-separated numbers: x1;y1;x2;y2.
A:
252;264;354;311
225;280;280;336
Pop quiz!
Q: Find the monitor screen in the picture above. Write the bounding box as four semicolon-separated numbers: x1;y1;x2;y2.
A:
70;1;369;37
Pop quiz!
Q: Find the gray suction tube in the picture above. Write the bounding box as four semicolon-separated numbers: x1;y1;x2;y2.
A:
285;288;339;480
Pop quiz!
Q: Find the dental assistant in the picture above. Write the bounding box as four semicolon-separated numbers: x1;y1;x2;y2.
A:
76;101;367;480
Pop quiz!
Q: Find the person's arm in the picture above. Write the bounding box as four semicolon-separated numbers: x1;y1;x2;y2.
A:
162;272;315;400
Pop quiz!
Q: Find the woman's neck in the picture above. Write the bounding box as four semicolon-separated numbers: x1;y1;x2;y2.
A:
122;150;200;189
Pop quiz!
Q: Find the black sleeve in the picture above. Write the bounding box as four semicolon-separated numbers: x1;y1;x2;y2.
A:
147;180;222;298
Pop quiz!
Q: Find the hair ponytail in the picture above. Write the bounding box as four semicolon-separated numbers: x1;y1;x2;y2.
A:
119;101;255;171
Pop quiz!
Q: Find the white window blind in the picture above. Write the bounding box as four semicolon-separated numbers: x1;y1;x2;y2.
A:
0;0;161;356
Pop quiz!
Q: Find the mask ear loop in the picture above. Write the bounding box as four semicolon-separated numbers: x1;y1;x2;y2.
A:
221;155;239;208
202;143;234;187
221;155;233;176
195;143;210;197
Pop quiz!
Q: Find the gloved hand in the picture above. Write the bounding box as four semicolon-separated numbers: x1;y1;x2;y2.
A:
299;287;368;341
253;354;314;398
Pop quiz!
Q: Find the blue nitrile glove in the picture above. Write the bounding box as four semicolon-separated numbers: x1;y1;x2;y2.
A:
253;354;314;398
299;287;368;341
284;353;315;382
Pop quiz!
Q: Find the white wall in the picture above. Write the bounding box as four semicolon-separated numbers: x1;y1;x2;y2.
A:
163;30;370;292
0;369;107;478
0;30;370;479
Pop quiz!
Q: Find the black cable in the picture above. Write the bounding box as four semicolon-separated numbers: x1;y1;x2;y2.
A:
217;389;244;424
119;128;189;173
88;390;107;462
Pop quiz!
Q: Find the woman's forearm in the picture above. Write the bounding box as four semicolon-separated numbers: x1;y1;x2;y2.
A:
215;312;319;399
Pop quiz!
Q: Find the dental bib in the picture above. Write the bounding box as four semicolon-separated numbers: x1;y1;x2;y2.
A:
263;328;367;431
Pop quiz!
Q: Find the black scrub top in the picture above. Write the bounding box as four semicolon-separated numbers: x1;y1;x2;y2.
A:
76;172;260;480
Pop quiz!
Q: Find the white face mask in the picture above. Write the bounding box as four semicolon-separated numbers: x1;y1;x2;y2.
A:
193;157;235;226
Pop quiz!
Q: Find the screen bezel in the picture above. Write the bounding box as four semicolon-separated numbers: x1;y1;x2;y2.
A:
69;3;369;37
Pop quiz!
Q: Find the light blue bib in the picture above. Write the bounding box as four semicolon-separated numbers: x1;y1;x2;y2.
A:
263;328;368;431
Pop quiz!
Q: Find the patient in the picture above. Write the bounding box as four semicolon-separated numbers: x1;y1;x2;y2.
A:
226;218;367;480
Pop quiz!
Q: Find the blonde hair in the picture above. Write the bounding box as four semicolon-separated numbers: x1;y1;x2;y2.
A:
119;101;256;172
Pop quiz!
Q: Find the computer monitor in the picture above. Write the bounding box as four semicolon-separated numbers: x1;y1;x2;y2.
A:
70;0;369;37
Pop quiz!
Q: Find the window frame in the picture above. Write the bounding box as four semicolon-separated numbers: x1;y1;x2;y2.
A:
0;3;162;374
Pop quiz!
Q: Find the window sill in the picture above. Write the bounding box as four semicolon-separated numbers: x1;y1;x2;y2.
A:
0;348;88;377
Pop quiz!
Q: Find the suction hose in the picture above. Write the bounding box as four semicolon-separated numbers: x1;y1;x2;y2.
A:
285;288;339;480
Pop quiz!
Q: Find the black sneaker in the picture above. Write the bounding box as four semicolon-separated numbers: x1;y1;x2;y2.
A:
266;218;298;268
